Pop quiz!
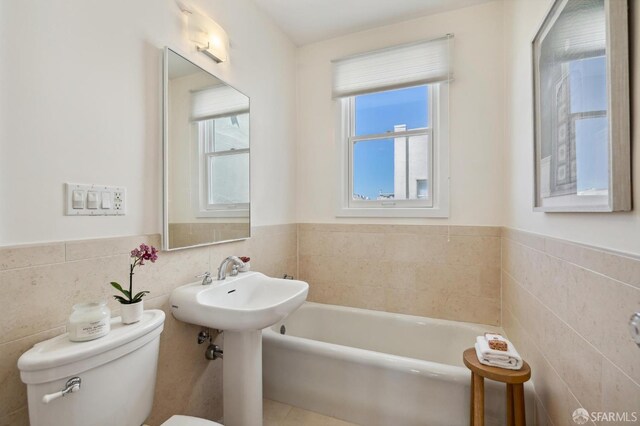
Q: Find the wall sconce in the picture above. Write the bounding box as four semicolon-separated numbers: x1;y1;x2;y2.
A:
183;9;229;63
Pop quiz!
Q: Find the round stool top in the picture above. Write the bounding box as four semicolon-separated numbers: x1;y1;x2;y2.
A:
463;348;531;384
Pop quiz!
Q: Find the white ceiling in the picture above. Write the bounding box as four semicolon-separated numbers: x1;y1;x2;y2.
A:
253;0;493;46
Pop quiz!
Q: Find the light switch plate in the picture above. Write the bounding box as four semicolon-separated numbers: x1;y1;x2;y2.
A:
65;183;126;216
87;191;99;209
72;190;85;209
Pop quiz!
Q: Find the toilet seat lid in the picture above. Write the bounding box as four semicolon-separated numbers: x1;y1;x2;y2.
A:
161;415;222;426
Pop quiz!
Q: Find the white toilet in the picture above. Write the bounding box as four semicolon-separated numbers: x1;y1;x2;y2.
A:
18;309;221;426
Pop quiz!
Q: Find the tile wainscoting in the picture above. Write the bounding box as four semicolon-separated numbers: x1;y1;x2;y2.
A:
502;228;640;425
299;224;502;325
3;223;638;425
0;224;297;426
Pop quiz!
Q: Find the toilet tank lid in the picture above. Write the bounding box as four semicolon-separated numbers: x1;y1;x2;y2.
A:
18;309;165;373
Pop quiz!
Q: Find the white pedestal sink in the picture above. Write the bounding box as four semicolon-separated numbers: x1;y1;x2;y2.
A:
170;272;309;426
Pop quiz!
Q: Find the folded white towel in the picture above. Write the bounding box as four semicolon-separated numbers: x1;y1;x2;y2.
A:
484;333;506;343
475;336;523;370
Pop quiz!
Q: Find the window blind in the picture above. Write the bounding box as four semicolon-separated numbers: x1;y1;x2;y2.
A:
191;85;249;121
538;0;605;64
332;35;453;99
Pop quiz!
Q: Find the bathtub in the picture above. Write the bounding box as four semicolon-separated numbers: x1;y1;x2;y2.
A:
263;302;534;426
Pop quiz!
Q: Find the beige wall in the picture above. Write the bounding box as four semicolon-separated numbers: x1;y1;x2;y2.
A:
299;224;501;325
0;225;297;426
0;0;297;245
295;0;505;226
502;228;640;425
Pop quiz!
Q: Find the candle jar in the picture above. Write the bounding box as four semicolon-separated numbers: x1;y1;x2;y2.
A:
67;301;111;342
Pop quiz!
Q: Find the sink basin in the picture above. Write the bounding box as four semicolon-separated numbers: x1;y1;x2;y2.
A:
170;271;309;331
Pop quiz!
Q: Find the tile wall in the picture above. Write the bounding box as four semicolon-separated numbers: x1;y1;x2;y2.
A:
502;228;640;425
299;224;502;325
0;224;297;426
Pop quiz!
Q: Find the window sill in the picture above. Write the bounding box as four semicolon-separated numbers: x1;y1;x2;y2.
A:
336;206;449;218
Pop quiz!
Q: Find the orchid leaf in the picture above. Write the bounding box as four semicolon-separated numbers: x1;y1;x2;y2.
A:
110;282;131;299
110;281;124;291
132;291;150;302
113;295;130;304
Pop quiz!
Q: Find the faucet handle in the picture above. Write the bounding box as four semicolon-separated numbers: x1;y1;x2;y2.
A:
196;272;213;285
230;265;239;277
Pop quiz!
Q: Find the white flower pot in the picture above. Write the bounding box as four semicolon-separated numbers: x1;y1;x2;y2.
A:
120;300;143;324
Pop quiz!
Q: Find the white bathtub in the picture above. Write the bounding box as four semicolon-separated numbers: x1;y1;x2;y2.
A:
263;302;534;426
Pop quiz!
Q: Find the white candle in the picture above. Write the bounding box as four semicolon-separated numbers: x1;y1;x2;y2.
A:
67;301;111;342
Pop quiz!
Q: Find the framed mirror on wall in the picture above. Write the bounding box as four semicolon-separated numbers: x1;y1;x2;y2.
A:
532;0;631;212
163;47;250;250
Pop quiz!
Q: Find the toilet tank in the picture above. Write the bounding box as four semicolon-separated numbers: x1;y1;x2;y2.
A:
18;309;165;426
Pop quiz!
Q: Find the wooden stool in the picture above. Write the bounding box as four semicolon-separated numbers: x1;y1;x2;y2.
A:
463;348;531;426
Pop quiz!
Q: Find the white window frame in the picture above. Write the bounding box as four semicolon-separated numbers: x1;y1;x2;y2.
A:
336;83;449;218
192;117;250;218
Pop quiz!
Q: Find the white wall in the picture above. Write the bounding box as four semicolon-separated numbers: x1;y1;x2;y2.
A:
295;1;505;225
502;0;640;255
0;0;297;245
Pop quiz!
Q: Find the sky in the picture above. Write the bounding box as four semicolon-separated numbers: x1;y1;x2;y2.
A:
353;85;428;199
570;56;608;192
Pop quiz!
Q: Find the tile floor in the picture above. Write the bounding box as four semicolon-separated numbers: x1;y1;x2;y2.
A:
264;399;359;426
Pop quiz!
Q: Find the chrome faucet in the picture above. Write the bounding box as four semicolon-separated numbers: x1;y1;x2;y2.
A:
196;272;213;285
217;256;246;280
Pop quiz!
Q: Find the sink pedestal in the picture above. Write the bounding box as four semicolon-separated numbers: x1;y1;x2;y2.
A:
223;330;263;426
169;272;308;425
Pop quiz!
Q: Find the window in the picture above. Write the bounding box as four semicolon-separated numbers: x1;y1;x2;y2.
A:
197;115;249;215
333;36;452;217
191;85;250;217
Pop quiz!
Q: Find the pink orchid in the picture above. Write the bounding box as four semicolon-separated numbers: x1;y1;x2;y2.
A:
111;243;159;304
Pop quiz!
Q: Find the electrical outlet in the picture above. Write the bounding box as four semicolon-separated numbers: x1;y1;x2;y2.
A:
65;183;126;216
113;190;125;211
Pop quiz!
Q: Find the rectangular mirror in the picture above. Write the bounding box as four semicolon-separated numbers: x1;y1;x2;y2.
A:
532;0;630;212
163;47;250;250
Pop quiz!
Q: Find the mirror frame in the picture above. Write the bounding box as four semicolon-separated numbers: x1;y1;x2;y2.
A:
162;46;251;251
531;0;631;212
